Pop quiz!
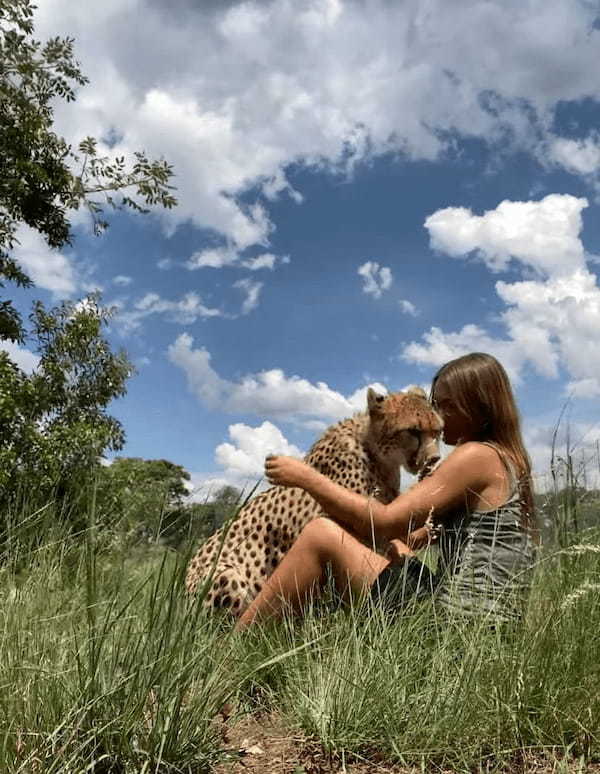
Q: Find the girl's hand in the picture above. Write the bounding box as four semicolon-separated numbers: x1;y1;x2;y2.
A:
265;455;312;488
386;538;414;563
406;526;434;551
386;525;438;563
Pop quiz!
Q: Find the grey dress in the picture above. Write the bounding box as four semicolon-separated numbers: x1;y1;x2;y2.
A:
371;442;536;622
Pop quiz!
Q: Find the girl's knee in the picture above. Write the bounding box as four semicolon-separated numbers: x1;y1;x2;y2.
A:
300;516;344;554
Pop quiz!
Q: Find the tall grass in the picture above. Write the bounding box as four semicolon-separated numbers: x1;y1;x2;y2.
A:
233;536;600;770
1;468;600;771
0;501;243;772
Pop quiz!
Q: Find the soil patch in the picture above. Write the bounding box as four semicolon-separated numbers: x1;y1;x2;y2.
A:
212;710;406;774
212;711;600;774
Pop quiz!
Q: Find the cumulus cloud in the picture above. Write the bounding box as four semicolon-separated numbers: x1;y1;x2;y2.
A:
12;224;78;296
242;253;290;270
425;194;588;277
168;332;388;424
186;421;303;500
187;247;287;271
497;270;600;383
216;421;303;479
548;133;600;176
33;0;600;266
403;324;527;383
117;291;223;330
187;247;239;270
358;261;393;298
186;473;238;503
405;194;600;395
242;253;276;270
0;341;40;373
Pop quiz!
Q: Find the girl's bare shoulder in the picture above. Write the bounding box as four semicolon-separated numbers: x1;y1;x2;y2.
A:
430;442;505;487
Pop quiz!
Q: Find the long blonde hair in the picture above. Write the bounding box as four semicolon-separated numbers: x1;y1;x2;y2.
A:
430;352;535;530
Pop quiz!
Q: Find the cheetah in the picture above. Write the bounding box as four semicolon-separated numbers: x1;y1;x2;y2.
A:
186;386;443;615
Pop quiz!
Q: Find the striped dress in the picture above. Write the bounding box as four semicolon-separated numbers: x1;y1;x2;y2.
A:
435;457;536;621
373;443;536;622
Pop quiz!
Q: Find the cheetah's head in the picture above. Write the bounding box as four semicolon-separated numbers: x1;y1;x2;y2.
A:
367;386;443;476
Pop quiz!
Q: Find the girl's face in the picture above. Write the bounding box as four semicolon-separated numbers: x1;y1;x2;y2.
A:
433;383;485;446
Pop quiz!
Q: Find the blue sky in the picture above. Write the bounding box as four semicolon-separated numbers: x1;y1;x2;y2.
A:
5;0;600;495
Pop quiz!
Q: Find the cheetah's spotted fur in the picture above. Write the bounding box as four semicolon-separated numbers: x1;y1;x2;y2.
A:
185;387;442;615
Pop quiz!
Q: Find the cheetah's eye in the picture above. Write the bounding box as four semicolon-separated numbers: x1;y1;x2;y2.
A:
407;428;421;439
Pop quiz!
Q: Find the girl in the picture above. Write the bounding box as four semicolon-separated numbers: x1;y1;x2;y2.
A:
236;353;536;630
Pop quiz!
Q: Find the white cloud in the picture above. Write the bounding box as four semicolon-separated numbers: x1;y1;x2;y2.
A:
496;269;600;382
157;258;173;270
117;291;223;330
403;323;526;384
187;247;238;270
186;421;303;500
524;419;600;492
12;224;77;296
33;0;600;268
234;278;263;314
167;335;228;408
405;194;600;394
358;261;393;298
73;296;103;316
216;421;302;479
0;341;40;373
261;168;304;204
242;253;276;271
242;253;286;270
299;419;330;433
548;133;600;176
113;275;133;286
168;332;387;424
186;473;238;503
399;299;418;317
424;194;588;277
187;248;287;271
565;379;600;399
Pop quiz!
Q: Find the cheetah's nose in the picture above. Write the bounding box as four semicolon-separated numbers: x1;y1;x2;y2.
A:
419;455;440;479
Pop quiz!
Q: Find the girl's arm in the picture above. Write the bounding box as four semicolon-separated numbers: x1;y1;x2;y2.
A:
265;442;489;542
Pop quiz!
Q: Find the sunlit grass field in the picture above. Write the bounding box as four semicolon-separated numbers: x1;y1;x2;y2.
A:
1;484;599;772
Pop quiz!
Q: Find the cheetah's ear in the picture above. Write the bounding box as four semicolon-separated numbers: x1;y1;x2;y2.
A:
406;385;427;399
367;387;386;416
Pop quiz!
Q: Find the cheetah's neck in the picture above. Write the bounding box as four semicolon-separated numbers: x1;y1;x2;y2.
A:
307;413;401;500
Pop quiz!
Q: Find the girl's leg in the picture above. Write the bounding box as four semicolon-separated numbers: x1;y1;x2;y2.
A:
236;516;390;630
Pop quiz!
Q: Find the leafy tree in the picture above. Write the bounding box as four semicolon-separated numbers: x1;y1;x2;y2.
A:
98;457;190;516
96;457;196;546
171;484;242;544
0;0;177;341
207;485;243;530
0;295;132;505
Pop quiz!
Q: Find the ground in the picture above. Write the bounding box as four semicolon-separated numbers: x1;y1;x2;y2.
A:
213;711;413;773
212;711;600;774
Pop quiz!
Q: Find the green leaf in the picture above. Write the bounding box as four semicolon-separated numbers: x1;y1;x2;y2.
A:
0;0;177;341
